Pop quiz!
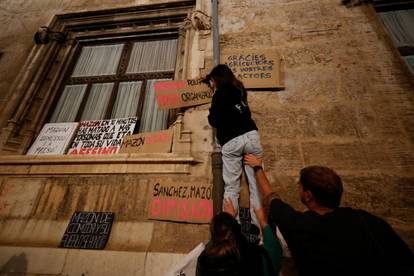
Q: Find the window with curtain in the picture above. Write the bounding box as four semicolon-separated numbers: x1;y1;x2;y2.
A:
375;1;414;74
49;38;178;132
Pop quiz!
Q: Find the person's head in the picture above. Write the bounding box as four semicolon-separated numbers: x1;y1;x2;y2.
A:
197;212;262;276
206;64;245;92
299;166;343;209
208;212;243;257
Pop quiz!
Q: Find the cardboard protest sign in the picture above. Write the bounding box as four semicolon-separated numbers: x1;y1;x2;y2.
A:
60;211;114;250
67;117;137;155
155;79;213;109
119;129;172;154
221;49;283;89
239;207;260;244
148;181;213;223
27;122;79;155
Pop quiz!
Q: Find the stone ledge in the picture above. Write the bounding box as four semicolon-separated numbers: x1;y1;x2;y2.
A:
0;219;154;252
0;153;201;175
0;245;187;276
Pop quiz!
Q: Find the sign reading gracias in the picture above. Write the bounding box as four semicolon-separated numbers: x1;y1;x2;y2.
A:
221;49;283;89
60;211;115;250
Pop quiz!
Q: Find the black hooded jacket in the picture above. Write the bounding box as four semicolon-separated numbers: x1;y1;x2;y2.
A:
208;84;258;146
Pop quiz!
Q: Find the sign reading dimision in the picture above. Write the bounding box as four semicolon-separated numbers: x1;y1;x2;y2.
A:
60;211;115;250
148;181;213;224
221;49;283;89
67;117;137;155
154;79;213;109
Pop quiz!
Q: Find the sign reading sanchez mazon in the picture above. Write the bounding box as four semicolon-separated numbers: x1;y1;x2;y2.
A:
148;180;213;224
67;117;137;155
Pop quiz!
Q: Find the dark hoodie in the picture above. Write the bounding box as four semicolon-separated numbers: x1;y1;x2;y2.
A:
208;84;258;146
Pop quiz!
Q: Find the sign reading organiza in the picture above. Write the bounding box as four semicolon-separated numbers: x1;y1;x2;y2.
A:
148;181;213;224
60;211;114;250
68;117;137;155
221;49;283;89
27;123;78;155
155;79;213;109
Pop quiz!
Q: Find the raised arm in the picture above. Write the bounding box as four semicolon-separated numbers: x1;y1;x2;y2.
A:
244;154;278;206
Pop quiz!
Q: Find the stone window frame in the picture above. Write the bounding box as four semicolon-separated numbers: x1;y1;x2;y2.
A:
371;1;414;82
52;37;178;127
0;1;203;175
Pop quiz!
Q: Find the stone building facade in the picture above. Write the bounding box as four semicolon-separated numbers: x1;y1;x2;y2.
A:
0;0;413;275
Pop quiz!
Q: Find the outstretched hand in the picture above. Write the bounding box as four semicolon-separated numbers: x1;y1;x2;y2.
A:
223;198;238;218
254;208;268;230
244;154;263;168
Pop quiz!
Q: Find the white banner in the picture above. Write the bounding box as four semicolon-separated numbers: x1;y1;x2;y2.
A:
27;123;79;155
67;117;137;155
165;243;205;276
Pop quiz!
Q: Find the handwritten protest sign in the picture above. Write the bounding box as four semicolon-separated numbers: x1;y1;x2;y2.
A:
67;117;137;155
148;181;213;223
119;130;172;154
155;79;213;109
60;211;114;250
239;207;260;244
221;49;283;89
27;123;79;155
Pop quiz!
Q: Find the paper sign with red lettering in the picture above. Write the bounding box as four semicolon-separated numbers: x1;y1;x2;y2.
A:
148;181;213;224
221;49;283;89
155;79;213;109
27;123;79;155
67;117;137;155
119;130;172;154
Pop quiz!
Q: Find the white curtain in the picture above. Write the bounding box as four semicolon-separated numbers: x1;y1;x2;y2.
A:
72;44;124;77
139;79;170;132
80;83;114;121
403;55;414;74
50;84;87;123
380;10;414;47
111;81;143;118
126;39;178;73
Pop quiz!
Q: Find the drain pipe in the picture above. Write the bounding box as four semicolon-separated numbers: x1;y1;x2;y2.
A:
211;0;224;215
212;0;220;66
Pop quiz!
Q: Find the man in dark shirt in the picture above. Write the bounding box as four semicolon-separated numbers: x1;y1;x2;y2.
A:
244;154;414;276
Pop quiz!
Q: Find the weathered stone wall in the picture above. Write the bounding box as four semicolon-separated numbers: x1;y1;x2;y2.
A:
0;175;210;251
219;0;414;248
0;0;413;274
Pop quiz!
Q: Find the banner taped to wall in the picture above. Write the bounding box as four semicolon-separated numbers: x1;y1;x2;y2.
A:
119;129;173;154
67;117;137;155
27;122;79;155
148;180;213;223
155;79;213;109
221;49;283;89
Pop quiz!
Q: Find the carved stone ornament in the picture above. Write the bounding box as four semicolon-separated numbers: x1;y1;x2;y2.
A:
190;10;212;31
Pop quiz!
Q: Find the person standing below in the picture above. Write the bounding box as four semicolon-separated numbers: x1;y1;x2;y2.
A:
206;64;263;228
244;154;414;276
196;199;282;276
